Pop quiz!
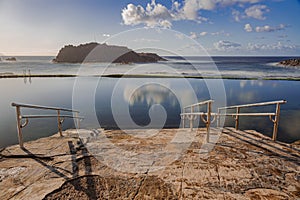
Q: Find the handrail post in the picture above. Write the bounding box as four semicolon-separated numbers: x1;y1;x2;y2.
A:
75;112;80;129
217;108;220;128
235;107;240;130
57;110;62;136
272;103;281;141
206;101;212;143
190;106;194;131
15;106;24;148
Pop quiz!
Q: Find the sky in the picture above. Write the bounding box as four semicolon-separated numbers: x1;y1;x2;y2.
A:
0;0;299;56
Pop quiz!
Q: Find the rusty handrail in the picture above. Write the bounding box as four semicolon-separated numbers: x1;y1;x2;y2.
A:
11;102;83;148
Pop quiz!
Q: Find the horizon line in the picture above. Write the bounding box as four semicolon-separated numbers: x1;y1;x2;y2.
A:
1;54;299;57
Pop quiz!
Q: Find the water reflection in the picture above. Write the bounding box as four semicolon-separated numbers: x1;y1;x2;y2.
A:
124;84;178;107
23;69;32;84
125;84;181;128
100;79;200;130
0;77;299;148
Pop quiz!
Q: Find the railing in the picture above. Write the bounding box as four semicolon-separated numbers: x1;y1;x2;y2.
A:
11;102;84;148
180;100;215;142
180;99;287;142
217;100;287;141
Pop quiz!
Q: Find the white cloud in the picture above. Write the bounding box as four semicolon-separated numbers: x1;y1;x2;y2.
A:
244;23;253;32
190;32;198;39
159;20;172;28
121;1;173;28
200;31;208;36
180;0;264;20
232;9;242;22
211;30;230;37
232;4;269;22
121;0;265;28
219;0;262;6
181;0;200;20
172;1;181;10
214;40;241;51
244;5;269;20
244;23;286;32
255;24;286;32
247;42;297;51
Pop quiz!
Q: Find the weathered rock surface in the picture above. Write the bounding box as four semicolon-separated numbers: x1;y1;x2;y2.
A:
0;128;299;199
53;43;166;64
278;58;300;67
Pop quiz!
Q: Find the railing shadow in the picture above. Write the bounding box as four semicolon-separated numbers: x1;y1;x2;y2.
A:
243;130;300;154
222;128;300;165
67;139;97;199
21;138;97;199
21;147;69;179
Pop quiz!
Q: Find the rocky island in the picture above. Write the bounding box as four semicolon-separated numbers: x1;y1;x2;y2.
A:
5;57;17;61
53;42;166;64
278;58;300;67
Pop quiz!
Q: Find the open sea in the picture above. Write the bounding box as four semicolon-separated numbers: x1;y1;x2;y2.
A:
0;56;299;148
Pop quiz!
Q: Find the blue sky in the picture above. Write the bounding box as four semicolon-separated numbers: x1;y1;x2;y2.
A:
0;0;299;56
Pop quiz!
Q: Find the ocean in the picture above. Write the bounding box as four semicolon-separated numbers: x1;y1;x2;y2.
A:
1;56;300;79
0;56;299;148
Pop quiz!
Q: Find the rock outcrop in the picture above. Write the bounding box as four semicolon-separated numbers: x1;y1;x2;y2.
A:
5;57;16;61
0;128;299;199
278;58;300;66
53;43;166;63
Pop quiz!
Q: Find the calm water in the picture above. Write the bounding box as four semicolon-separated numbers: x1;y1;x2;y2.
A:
0;56;300;148
0;77;299;148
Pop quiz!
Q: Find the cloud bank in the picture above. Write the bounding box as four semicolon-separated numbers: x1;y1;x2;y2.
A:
244;23;287;32
121;0;265;28
244;5;269;20
247;42;297;51
214;40;241;51
232;4;269;21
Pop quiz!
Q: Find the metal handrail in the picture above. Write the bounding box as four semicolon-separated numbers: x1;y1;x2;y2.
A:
181;99;214;142
181;99;287;142
184;100;214;110
11;102;79;112
11;102;83;148
218;100;286;110
22;115;84;119
217;100;287;141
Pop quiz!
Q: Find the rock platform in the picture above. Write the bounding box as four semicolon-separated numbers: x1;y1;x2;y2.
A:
0;128;299;199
